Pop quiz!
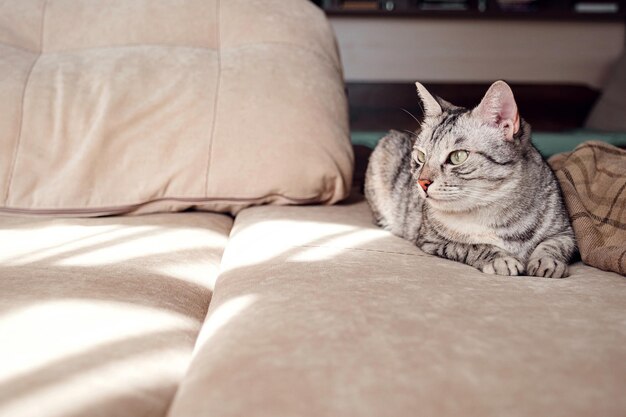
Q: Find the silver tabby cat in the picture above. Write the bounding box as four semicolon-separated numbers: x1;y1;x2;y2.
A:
365;81;576;278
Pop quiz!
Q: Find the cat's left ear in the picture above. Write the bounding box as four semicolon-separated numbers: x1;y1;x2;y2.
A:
415;82;442;118
473;80;520;141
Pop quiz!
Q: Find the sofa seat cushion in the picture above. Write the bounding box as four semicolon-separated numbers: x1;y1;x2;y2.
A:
0;212;232;417
0;0;352;216
168;196;626;417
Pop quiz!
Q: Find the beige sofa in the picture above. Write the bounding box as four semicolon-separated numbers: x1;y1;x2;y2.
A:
1;1;624;417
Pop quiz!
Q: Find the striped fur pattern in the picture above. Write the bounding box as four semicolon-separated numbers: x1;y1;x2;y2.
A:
365;81;576;278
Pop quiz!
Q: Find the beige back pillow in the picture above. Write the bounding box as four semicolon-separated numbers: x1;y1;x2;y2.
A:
0;0;353;216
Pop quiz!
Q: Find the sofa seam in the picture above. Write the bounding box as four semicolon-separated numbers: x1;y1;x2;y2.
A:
0;193;323;216
3;0;47;205
204;0;221;197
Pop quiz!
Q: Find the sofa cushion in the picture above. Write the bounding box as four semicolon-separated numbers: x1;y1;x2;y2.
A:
0;0;352;216
0;212;232;417
168;197;626;417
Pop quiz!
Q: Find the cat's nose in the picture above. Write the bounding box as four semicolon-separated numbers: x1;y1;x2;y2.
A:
418;179;432;191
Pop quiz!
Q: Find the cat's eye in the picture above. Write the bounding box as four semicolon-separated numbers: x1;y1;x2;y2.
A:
449;150;469;165
415;150;426;163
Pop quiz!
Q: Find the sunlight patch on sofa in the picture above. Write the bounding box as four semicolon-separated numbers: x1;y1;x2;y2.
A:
220;219;364;270
287;229;384;262
192;294;257;355
0;224;227;268
0;300;196;385
0;347;188;417
0;224;132;265
221;218;393;268
54;228;225;267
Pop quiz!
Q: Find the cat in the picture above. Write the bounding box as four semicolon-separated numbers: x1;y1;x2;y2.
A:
365;81;576;278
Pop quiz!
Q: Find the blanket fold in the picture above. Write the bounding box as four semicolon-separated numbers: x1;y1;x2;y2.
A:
549;141;626;276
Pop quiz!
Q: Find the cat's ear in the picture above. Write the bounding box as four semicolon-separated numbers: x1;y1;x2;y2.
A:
473;80;520;141
415;82;442;118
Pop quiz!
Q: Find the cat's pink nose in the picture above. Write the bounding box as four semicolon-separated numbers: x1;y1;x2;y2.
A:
418;179;432;191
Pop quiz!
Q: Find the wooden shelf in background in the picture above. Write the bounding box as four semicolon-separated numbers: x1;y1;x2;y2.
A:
316;0;626;21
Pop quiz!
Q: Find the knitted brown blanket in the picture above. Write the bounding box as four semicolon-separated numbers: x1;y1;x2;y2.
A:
549;141;626;276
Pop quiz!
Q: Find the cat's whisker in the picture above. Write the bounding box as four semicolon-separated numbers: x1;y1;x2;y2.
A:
400;108;422;126
401;129;418;138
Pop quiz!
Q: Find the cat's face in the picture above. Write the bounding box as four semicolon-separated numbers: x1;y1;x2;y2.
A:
410;81;527;213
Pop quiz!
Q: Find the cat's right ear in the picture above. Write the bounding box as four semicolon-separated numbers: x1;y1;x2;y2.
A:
473;80;520;141
415;82;442;118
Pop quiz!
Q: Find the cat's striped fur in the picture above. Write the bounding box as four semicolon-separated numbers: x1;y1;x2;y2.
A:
365;81;576;277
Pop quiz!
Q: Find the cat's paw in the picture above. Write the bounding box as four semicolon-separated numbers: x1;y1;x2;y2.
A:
481;256;524;276
527;257;569;278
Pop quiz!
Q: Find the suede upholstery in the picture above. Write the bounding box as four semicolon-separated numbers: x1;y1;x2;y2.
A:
1;2;624;417
0;0;352;215
0;212;233;417
168;197;626;417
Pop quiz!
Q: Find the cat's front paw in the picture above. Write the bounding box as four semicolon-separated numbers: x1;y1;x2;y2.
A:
480;256;524;276
527;257;569;278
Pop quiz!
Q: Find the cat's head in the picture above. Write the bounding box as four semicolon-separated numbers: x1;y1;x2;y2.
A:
410;81;532;214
